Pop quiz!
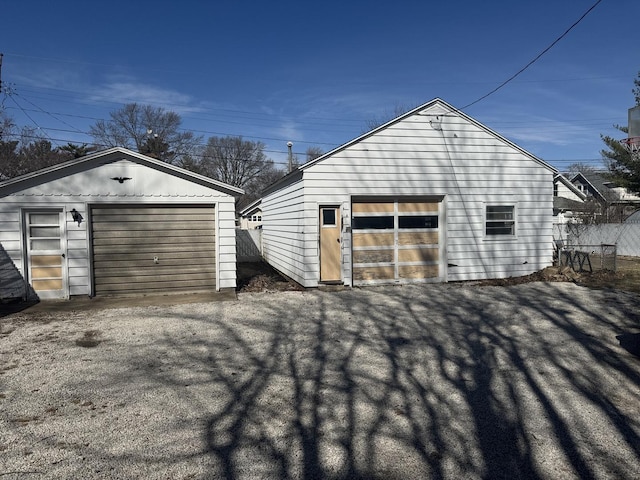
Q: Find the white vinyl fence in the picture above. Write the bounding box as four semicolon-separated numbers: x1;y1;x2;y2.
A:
236;229;262;262
554;223;640;257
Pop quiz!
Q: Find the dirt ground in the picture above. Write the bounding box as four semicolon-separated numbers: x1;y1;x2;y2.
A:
236;262;305;292
238;257;640;294
579;256;640;294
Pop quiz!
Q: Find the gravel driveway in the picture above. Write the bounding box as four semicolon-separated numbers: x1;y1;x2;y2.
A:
1;282;639;479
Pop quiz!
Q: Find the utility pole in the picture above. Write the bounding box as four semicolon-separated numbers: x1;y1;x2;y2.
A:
287;141;293;173
0;53;3;94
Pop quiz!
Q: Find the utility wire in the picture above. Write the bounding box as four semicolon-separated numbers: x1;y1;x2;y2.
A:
11;91;85;135
6;91;61;147
460;0;603;110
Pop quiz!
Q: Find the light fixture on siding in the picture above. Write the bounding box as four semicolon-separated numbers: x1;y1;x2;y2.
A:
70;208;83;226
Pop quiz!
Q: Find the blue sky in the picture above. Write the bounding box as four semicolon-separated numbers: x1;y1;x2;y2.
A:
1;0;638;171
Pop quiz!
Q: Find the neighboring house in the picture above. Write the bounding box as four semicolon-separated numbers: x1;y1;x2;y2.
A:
238;198;262;229
260;98;556;288
569;171;640;222
0;147;243;301
553;173;588;223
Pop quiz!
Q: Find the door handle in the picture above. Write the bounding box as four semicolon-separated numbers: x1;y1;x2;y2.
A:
61;253;66;258
337;238;340;243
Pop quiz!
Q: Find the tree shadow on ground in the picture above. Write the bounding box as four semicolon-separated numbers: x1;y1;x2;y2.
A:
62;281;640;479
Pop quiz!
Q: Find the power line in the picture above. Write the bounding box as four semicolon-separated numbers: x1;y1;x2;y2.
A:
5;91;61;147
460;0;603;110
10;91;85;135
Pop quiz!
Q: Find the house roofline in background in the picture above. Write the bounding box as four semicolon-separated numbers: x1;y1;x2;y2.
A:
239;198;262;217
554;173;587;201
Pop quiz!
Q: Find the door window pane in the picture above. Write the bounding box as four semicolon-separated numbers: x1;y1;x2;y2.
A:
322;209;336;226
29;213;59;225
31;239;60;250
30;226;60;237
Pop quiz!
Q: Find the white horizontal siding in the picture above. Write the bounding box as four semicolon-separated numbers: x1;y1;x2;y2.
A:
1;183;238;296
215;200;237;290
65;204;90;296
261;179;308;285
262;100;554;286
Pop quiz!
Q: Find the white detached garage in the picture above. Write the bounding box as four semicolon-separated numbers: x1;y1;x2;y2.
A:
261;98;556;288
0;147;243;300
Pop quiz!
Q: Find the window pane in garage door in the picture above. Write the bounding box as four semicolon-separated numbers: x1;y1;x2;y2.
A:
352;216;394;229
398;215;438;229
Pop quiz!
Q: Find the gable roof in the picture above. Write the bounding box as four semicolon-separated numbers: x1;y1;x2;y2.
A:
239;198;262;217
0;147;244;197
300;98;557;172
263;98;556;195
554;173;587;201
569;171;610;202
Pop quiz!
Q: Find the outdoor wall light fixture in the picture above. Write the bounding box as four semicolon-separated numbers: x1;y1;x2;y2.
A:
70;208;83;226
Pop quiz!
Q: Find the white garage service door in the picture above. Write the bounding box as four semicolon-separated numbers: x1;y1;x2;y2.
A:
91;205;216;296
351;198;442;285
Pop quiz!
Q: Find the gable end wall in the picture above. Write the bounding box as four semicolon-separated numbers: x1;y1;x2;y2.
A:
262;104;554;286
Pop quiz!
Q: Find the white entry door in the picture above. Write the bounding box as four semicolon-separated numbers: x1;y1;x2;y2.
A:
25;210;67;299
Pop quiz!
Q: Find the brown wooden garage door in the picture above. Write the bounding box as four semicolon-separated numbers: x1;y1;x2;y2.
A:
91;205;216;296
352;199;441;285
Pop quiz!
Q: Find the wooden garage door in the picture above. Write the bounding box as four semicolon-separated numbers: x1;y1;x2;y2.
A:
92;206;216;296
352;199;440;285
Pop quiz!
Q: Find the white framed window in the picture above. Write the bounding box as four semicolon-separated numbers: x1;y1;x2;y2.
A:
485;205;516;236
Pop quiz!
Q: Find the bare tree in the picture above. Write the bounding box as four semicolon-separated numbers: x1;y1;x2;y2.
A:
238;163;287;210
364;103;412;132
196;136;272;189
564;162;598;177
89;103;201;164
305;146;324;163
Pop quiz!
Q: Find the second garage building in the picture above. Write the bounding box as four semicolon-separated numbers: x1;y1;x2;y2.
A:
261;98;556;287
0;147;243;300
